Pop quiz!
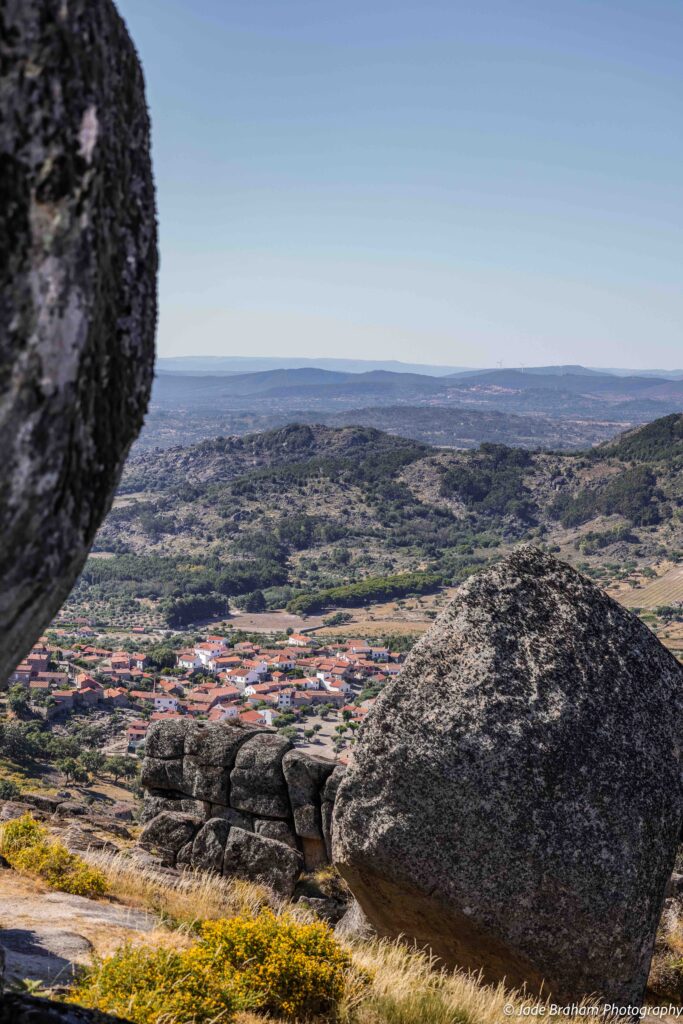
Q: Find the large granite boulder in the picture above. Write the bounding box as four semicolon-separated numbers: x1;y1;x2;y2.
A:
145;718;191;760
139;811;201;867
333;547;683;1003
191;818;231;873
0;0;157;684
0;996;131;1023
321;765;346;861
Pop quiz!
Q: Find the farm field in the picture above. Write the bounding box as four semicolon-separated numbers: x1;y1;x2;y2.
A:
310;588;460;640
615;564;683;610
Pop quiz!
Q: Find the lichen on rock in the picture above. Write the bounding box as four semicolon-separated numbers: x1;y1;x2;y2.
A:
333;546;683;1003
0;0;157;684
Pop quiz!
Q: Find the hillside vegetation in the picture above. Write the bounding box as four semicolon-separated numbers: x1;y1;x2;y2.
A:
64;416;683;628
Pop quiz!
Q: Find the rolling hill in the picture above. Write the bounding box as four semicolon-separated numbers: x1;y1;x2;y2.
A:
63;415;683;629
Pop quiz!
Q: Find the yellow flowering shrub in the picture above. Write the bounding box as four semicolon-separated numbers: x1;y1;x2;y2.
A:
69;945;250;1024
196;910;356;1020
0;813;107;898
69;910;361;1023
0;811;45;855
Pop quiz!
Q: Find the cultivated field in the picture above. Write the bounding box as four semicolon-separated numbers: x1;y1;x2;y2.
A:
616;564;683;609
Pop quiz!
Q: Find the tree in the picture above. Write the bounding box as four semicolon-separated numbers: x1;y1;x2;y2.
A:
104;756;133;782
119;759;138;782
241;590;266;613
80;750;105;775
304;728;315;740
0;778;20;799
147;646;177;670
58;758;79;784
7;685;29;714
0;721;38;760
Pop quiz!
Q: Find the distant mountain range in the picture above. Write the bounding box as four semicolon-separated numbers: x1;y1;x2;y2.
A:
157;357;683;380
140;363;683;452
156;356;466;376
150;365;683;413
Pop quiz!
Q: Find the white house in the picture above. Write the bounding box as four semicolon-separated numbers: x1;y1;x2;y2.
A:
194;643;226;668
153;694;179;713
177;650;200;671
287;633;310;647
208;702;240;721
222;668;261;692
322;677;351;694
243;659;269;678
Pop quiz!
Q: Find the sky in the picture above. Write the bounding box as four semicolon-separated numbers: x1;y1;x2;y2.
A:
116;0;683;369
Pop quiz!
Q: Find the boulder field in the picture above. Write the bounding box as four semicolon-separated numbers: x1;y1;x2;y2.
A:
333;547;683;1003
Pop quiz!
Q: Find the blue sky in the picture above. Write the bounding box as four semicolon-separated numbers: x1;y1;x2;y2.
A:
117;0;682;368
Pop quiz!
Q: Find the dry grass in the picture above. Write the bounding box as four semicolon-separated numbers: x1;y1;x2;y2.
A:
74;852;625;1024
82;848;277;928
338;938;613;1024
616;564;683;609
648;901;683;1003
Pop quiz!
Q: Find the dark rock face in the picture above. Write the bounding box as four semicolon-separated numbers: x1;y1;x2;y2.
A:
321;765;346;861
140;719;340;889
283;750;335;869
191;818;231;873
0;995;131;1023
334;898;376;942
230;733;292;818
222;828;302;899
0;0;157;684
139;811;202;867
0;2;155;1020
333;547;683;1003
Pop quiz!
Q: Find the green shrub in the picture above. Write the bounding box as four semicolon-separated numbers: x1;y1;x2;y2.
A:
198;911;357;1019
288;571;441;615
0;778;21;800
0;812;45;855
553;466;662;528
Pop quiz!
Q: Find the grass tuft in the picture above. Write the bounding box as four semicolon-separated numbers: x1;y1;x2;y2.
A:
82;848;277;928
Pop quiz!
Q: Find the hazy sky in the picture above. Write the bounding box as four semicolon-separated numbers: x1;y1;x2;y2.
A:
117;0;682;368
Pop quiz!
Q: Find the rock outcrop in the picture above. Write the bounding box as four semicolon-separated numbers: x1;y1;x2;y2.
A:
333;547;683;1003
0;2;156;1018
140;719;338;894
0;0;157;684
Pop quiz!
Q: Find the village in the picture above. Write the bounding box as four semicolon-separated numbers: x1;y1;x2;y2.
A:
4;629;407;765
